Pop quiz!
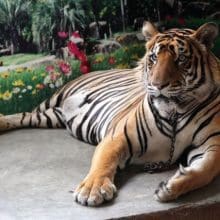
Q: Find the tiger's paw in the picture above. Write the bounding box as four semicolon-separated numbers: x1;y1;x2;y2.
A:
154;165;189;202
154;180;178;202
73;175;117;206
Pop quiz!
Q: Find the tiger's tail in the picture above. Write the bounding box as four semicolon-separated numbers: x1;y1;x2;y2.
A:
0;107;65;132
0;85;68;132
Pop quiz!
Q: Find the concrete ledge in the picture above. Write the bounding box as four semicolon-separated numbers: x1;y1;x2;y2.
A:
0;129;220;220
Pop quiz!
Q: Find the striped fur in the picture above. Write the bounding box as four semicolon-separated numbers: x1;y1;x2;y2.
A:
0;22;220;206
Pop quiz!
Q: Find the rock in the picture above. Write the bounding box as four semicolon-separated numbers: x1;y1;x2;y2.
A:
115;33;139;45
208;11;220;20
89;21;109;39
93;40;121;54
0;48;11;56
136;33;145;41
115;32;145;45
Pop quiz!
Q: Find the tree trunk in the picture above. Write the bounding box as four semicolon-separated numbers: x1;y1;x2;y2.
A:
156;0;161;22
120;0;126;32
10;26;20;54
91;0;101;39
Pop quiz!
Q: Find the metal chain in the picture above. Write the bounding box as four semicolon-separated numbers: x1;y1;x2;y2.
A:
144;116;177;173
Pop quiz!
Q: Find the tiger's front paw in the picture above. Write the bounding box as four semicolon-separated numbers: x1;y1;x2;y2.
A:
154;165;190;202
154;181;177;202
73;175;117;206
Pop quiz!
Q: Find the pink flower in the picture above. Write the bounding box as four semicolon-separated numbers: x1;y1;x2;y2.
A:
59;61;71;76
46;65;55;73
58;31;68;39
50;73;59;81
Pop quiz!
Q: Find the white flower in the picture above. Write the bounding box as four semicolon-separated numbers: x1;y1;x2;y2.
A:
12;87;21;94
43;75;51;85
18;95;23;98
22;89;27;93
49;83;55;89
55;78;64;88
27;85;33;90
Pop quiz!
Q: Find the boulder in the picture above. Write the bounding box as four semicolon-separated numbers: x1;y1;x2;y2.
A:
208;11;220;20
93;40;121;54
115;33;145;45
89;21;109;39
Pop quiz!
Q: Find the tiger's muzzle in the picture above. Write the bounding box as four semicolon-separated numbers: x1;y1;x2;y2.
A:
147;51;182;97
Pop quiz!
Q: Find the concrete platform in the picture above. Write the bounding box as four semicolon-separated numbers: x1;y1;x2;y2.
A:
0;129;220;220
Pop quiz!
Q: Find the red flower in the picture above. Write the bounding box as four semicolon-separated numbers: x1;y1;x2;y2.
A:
67;41;88;62
108;56;116;65
178;18;185;26
46;65;55;73
80;61;90;74
58;31;68;39
77;52;87;62
67;41;79;55
59;61;71;76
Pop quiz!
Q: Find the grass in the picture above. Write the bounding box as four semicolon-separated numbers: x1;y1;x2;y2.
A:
0;53;46;66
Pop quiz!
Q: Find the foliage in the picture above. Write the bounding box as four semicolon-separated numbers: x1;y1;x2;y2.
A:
0;0;32;53
165;17;220;29
31;0;86;52
0;43;145;114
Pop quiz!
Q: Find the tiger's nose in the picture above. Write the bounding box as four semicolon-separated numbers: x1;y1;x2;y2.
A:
151;81;169;90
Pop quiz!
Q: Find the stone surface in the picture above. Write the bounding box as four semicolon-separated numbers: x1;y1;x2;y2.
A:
0;129;219;220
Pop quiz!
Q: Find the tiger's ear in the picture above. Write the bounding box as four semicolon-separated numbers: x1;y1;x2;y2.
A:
192;22;219;48
142;21;159;41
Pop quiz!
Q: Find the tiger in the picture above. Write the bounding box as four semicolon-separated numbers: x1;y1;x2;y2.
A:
0;22;220;207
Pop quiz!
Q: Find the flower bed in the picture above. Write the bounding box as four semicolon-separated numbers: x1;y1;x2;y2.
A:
0;43;145;115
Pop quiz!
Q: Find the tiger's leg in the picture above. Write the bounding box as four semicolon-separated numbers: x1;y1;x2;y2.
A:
154;141;220;202
73;135;129;206
0;108;65;132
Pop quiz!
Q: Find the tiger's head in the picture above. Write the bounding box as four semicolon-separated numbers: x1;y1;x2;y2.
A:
142;22;219;106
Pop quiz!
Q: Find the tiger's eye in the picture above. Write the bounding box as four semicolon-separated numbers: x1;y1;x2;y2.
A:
150;53;157;62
